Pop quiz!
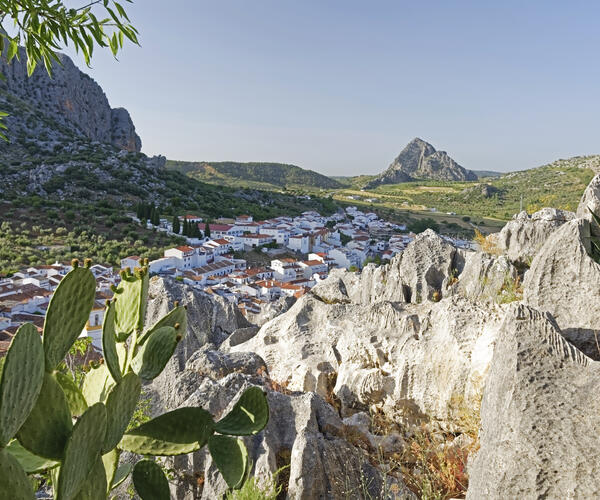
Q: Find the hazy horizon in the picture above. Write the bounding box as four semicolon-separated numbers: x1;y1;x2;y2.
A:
61;1;600;177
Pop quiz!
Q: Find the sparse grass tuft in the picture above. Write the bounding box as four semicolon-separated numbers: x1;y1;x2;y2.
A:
497;274;523;304
473;228;501;256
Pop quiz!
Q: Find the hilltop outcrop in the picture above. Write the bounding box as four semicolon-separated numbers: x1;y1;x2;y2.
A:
364;138;477;188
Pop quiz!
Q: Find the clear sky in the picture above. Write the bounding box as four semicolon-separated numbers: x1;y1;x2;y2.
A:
63;0;600;176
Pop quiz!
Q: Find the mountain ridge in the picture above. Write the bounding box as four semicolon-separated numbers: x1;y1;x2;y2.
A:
166;160;342;190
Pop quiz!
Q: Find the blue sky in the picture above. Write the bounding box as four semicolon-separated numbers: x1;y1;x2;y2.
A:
65;1;600;176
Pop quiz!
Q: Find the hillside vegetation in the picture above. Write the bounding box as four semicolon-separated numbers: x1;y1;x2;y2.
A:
166;160;342;191
336;155;599;221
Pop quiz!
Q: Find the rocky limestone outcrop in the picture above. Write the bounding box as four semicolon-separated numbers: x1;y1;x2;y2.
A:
522;218;600;359
150;348;414;499
577;173;600;231
495;208;575;266
0;49;141;151
365;138;477;188
144;277;251;410
231;288;503;426
467;304;600;499
454;252;517;303
314;229;465;305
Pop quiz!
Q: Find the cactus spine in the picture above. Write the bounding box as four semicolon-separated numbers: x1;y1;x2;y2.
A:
0;261;269;499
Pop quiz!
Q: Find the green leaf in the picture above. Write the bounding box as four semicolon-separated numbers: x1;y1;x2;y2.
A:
132;459;170;500
0;448;35;500
139;306;187;346
58;403;107;500
17;372;73;460
113;272;147;339
55;371;88;417
208;435;248;490
82;363;114;405
131;326;178;380
214;387;269;436
73;455;107;500
102;300;122;382
43;266;96;371
103;372;141;452
0;323;45;447
120;407;214;456
101;449;118;492
111;462;133;490
5;439;58;473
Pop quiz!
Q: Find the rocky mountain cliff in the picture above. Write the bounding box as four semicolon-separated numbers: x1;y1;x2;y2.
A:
141;173;600;498
365;137;477;188
0;49;141;151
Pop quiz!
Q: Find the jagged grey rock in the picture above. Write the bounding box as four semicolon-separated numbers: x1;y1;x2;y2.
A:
231;290;503;425
523;219;600;359
145;277;251;410
153;352;414;499
365;138;477;188
0;49;141;151
495;208;575;266
467;304;600;499
577;173;600;233
455;252;517;303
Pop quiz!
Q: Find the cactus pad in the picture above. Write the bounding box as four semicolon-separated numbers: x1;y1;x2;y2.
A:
55;372;88;418
139;305;187;346
101;449;118;493
6;439;58;474
0;448;35;500
113;271;148;338
43;267;97;371
208;435;248;490
72;455;107;500
132;459;170;500
131;326;178;380
103;373;141;452
214;387;269;436
58;403;107;500
17;372;73;460
0;323;45;447
82;364;114;405
111;462;133;490
120;407;214;456
101;300;121;383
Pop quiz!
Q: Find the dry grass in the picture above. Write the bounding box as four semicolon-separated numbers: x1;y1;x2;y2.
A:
473;228;501;256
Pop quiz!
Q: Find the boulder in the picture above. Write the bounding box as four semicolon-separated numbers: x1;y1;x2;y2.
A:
496;208;575;266
523;219;600;359
467;304;600;499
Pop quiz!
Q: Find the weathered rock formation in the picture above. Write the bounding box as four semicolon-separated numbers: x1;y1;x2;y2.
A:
0;49;141;151
494;208;575;266
365;138;477;188
468;304;600;499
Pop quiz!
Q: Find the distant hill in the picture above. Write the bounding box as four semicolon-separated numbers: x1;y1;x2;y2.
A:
166;160;342;190
364;138;477;188
354;155;599;220
472;170;502;178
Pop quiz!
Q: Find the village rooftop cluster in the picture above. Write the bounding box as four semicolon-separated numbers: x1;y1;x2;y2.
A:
0;207;474;354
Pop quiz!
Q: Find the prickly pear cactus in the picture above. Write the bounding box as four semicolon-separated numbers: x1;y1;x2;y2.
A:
0;258;269;499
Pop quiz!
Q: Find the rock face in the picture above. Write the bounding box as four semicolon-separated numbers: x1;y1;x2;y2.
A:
152;349;414;500
454;252;517;303
365;138;477;188
522;218;600;359
495;208;575;266
577;173;600;230
467;304;600;499
0;50;141;151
